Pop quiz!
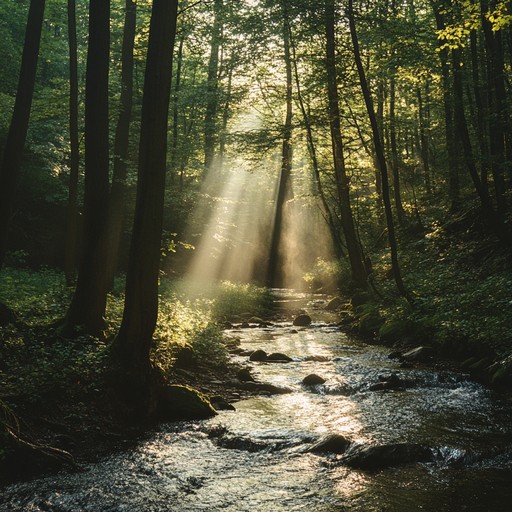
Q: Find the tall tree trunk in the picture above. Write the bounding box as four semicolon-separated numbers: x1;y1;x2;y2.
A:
104;0;137;289
204;0;222;171
481;0;507;216
348;0;409;300
389;73;406;222
432;3;460;210
267;8;294;287
111;0;178;416
64;0;80;287
170;34;184;176
417;84;432;195
470;29;489;192
63;0;111;336
325;0;367;289
289;23;344;259
0;0;46;272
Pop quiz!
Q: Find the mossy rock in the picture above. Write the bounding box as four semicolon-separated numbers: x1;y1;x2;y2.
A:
357;311;384;337
468;357;493;372
157;384;217;421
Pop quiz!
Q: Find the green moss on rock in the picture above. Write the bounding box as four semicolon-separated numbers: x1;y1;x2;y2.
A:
157;384;217;421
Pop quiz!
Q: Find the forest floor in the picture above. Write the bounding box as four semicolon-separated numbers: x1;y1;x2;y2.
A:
1;203;512;485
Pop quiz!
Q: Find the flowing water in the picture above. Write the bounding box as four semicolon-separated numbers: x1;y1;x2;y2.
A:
2;292;512;511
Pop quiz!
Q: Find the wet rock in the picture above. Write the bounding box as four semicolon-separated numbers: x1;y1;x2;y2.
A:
267;352;293;362
237;368;255;382
309;434;350;454
249;349;268;362
223;321;233;329
325;297;344;311
289;329;299;334
157;385;217;420
342;443;433;470
248;316;266;324
401;346;434;363
174;345;196;369
210;396;236;411
303;355;330;362
369;373;402;391
293;314;312;327
302;374;326;386
240;322;250;329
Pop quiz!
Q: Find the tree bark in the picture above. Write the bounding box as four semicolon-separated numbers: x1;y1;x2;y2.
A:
64;0;80;287
104;0;137;289
0;0;46;271
325;0;367;289
204;0;222;171
111;0;178;416
348;0;409;300
63;0;111;336
267;7;294;287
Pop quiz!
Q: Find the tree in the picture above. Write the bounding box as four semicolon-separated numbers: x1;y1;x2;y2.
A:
0;0;46;273
62;0;111;336
64;0;80;286
267;1;294;287
104;0;137;288
324;0;367;289
111;0;179;416
348;0;409;300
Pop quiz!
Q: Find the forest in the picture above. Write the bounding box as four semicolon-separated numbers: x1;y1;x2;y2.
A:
1;0;512;509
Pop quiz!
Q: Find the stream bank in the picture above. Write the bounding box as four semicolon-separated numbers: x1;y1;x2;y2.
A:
2;290;512;511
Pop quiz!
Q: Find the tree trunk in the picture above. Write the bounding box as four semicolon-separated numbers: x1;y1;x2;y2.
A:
170;34;184;176
480;0;507;216
62;0;111;336
432;4;460;210
111;0;178;416
267;8;294;287
0;0;46;271
104;0;137;289
389;73;406;222
289;22;344;259
417;84;432;195
348;0;409;300
204;0;222;171
325;0;367;289
64;0;80;287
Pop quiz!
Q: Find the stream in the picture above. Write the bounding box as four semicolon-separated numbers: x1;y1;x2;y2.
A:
2;292;512;511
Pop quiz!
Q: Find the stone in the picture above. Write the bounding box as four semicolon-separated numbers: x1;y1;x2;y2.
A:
343;443;433;470
158;385;217;420
266;352;293;362
401;346;434;363
210;396;236;411
309;434;350;454
302;374;326;386
223;321;233;329
325;297;344;311
293;314;312;327
237;368;255;382
249;349;267;362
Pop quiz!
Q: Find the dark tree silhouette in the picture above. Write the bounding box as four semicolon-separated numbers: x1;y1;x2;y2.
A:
111;0;179;416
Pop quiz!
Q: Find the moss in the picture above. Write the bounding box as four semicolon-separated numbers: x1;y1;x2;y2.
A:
157;384;217;421
378;319;415;343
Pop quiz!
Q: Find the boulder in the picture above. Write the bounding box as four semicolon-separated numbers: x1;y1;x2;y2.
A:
266;352;293;362
249;349;268;362
293;314;312;327
210;396;236;411
325;297;344;311
302;374;326;386
223;321;233;329
343;443;433;470
237;368;255;382
158;385;217;420
401;346;434;363
309;434;350;454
